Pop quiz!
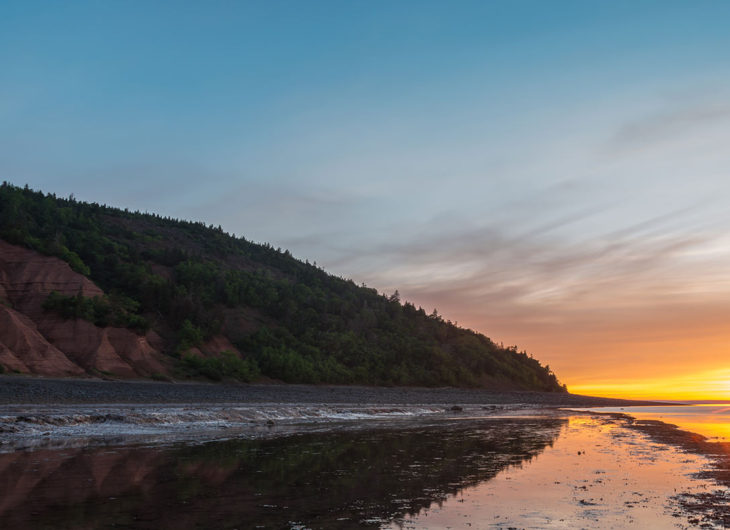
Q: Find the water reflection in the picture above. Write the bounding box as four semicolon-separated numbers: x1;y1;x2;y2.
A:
0;417;564;529
391;416;721;529
587;405;730;441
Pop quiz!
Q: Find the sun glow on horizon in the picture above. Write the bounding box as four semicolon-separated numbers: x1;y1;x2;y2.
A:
568;367;730;401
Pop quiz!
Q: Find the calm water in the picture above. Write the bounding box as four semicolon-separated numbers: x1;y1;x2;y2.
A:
586;404;730;441
393;415;719;529
0;411;723;529
0;417;563;529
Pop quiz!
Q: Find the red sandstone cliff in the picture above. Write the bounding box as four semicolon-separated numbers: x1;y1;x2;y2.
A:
0;239;169;377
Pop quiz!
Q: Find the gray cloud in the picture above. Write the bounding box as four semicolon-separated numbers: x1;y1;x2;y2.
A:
369;222;728;383
184;182;377;246
607;100;730;154
329;201;708;298
305;195;727;382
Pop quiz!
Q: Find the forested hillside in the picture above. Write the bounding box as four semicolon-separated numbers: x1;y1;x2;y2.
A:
0;182;565;391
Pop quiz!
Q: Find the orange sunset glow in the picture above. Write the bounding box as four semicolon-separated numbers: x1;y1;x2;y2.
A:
411;288;730;400
360;224;730;401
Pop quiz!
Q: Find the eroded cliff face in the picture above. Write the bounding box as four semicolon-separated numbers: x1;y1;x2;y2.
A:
0;239;168;377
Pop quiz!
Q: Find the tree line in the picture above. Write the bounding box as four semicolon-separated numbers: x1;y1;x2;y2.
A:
0;182;565;391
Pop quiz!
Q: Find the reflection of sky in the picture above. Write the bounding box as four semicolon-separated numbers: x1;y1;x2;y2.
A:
592;405;730;441
394;415;717;529
2;1;730;397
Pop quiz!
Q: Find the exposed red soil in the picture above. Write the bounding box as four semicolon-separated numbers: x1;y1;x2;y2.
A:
0;239;168;377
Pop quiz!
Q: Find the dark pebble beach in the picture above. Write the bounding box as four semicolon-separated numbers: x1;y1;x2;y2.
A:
0;375;662;407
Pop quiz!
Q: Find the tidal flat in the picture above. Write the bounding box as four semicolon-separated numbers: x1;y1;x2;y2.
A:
1;396;728;529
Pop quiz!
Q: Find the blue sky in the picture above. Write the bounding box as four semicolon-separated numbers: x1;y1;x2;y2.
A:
3;1;730;394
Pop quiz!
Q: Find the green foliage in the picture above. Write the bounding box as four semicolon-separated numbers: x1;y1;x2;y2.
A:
176;319;204;355
255;345;318;384
0;182;566;391
181;351;260;382
52;243;91;276
42;291;150;332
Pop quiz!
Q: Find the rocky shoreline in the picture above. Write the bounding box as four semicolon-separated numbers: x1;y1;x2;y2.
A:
0;375;662;407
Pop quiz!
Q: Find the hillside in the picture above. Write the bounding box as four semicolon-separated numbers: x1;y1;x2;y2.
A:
0;182;565;391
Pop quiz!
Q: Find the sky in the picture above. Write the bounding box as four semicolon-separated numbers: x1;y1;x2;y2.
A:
2;1;730;399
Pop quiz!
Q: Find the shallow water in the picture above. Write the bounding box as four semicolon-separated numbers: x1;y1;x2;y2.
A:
0;402;550;452
585;404;730;441
391;416;718;529
0;410;724;529
0;416;564;529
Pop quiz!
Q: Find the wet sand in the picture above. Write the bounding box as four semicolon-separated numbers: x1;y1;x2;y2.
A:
624;417;730;527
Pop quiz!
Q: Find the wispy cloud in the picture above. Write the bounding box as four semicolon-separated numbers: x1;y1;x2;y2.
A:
185;182;377;246
607;99;730;154
308;191;730;389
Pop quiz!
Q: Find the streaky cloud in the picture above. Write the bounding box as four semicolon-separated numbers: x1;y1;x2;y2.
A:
607;98;730;154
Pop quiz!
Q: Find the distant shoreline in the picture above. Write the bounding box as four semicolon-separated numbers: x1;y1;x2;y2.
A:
0;375;664;407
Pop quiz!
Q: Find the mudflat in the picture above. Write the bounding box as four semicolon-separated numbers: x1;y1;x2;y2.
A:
6;375;724;528
0;409;723;529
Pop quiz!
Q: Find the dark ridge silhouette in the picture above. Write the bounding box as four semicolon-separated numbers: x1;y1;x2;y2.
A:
0;182;564;391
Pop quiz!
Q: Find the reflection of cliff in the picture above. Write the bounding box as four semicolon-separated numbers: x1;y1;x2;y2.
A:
0;417;565;529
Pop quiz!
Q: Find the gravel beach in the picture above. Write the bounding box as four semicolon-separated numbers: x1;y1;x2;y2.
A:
0;375;660;406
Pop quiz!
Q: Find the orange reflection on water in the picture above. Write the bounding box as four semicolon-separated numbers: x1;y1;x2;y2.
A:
391;415;717;529
594;404;730;441
681;422;730;441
